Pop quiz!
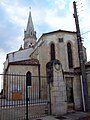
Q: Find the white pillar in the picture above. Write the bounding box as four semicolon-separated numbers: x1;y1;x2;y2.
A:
51;60;67;115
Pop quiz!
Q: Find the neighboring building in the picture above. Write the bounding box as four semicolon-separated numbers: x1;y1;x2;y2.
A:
3;10;90;114
83;61;90;110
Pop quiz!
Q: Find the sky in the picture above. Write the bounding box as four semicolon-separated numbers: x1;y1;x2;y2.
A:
0;0;90;90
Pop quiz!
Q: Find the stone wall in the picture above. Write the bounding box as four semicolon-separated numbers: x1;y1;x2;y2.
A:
86;66;90;111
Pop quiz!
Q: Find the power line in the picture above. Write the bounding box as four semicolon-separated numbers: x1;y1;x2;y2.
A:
81;30;90;35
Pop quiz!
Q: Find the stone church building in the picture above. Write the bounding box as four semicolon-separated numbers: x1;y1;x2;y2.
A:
3;11;90;115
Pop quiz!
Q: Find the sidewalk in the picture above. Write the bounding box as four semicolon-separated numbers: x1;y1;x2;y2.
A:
33;112;90;120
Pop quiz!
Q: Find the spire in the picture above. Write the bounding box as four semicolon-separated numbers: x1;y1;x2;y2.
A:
26;10;34;32
23;9;37;49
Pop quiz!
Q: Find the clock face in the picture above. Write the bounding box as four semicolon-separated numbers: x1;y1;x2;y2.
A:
55;63;60;71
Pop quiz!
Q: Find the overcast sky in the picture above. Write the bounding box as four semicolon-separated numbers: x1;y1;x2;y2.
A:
0;0;90;75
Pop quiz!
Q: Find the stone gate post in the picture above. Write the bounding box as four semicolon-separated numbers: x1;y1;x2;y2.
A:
51;60;67;115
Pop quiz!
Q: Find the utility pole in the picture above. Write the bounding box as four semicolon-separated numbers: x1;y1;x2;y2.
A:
73;1;88;111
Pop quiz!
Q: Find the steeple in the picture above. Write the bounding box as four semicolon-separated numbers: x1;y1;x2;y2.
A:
26;10;34;32
24;9;37;49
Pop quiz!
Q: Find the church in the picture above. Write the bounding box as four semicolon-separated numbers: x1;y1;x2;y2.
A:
3;10;90;115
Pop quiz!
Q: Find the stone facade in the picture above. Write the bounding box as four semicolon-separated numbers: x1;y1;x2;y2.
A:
30;30;80;74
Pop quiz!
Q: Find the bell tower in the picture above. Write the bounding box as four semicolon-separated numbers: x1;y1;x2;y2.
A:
24;10;37;48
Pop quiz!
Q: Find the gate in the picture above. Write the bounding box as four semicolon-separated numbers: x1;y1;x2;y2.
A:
0;73;51;120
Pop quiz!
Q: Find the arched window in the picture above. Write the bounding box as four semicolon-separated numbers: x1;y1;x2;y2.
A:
50;43;55;60
67;42;73;68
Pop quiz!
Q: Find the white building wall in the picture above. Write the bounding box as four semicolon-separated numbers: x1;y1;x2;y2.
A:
4;48;33;71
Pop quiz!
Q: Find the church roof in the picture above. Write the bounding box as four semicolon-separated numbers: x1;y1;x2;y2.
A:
42;29;76;36
9;59;39;66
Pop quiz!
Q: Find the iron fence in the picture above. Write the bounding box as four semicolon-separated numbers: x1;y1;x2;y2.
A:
0;73;51;120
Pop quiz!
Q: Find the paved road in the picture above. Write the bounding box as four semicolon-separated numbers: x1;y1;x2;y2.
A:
33;112;90;120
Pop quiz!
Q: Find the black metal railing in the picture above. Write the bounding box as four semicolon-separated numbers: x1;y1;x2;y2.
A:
0;73;51;120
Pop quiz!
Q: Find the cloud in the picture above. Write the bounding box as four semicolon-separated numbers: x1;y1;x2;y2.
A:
54;0;66;9
78;0;90;31
0;0;27;50
31;0;76;35
45;9;75;31
6;35;23;52
77;0;90;61
1;0;28;28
